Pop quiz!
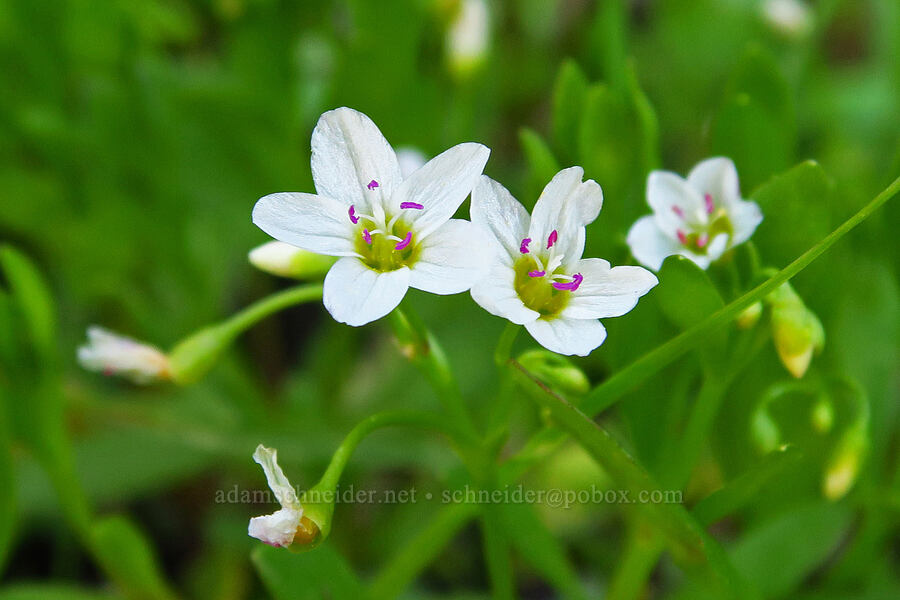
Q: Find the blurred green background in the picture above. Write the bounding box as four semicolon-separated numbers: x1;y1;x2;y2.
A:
1;0;899;598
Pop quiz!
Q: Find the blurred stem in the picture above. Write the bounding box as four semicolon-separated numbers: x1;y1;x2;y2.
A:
580;172;900;416
368;502;479;600
220;283;323;338
388;308;481;447
607;523;664;600
494;323;520;367
481;508;515;600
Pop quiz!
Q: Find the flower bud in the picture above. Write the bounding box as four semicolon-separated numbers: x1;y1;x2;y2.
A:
811;396;834;434
751;407;781;454
249;241;335;279
762;0;813;38
768;282;825;378
823;427;867;500
445;0;490;80
517;349;590;397
736;301;763;329
167;325;233;385
77;326;171;384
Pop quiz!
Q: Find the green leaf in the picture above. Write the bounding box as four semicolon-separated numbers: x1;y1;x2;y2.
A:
252;542;364;600
656;256;726;331
551;60;590;160
730;502;853;598
496;502;587;600
691;446;804;526
750;161;834;269
519;127;560;202
89;515;177;600
0;245;56;362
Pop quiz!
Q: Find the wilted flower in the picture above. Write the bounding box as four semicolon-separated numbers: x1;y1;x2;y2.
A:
77;326;170;384
627;157;763;271
253;107;490;326
470;169;657;356
248;445;319;548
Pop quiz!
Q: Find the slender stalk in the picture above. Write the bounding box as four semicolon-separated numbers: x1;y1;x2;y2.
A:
368;503;480;600
316;410;466;493
220;283;323;338
581;173;900;416
481;508;515;600
494;323;521;367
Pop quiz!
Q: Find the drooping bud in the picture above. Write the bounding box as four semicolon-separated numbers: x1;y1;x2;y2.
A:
767;282;825;378
77;326;171;384
517;349;590;397
823;426;867;500
249;241;335;279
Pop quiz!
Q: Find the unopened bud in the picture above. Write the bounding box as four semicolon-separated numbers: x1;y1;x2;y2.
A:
762;0;813;38
77;326;171;384
811;396;834;434
768;282;825;378
446;0;490;80
517;350;590;397
249;241;335;279
751;408;781;454
823;427;866;500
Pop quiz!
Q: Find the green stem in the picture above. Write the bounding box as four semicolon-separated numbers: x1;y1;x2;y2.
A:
581;173;900;417
368;502;480;600
315;410;465;493
481;508;516;600
607;523;664;600
220;283;323;338
388;308;481;446
494;323;521;367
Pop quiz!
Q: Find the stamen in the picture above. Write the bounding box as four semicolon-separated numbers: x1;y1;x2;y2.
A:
519;238;531;254
528;270;545;278
697;233;709;249
362;229;372;245
672;205;684;218
547;230;558;249
552;273;583;292
400;202;424;210
704;193;714;215
395;231;412;250
367;180;379;190
676;229;688;245
348;205;359;224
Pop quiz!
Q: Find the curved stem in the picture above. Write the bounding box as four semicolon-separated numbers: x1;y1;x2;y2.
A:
494;323;520;367
316;410;467;493
220;283;323;338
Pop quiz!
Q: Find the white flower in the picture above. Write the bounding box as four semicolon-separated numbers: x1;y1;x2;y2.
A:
627;157;763;271
248;445;317;548
253;107;491;326
470;168;658;357
77;326;170;384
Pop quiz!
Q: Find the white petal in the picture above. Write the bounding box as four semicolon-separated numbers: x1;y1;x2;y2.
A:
626;215;682;271
248;507;302;548
687;157;741;209
564;258;658;320
525;316;607;357
470;262;540;325
323;258;410;326
396;142;490;238
252;192;357;257
409;219;491;295
647;170;705;235
706;233;730;263
528;167;603;264
470;176;531;264
729;199;764;246
310;107;402;213
252;445;299;508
